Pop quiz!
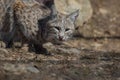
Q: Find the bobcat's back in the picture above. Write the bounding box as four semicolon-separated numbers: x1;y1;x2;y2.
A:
0;0;50;45
13;0;50;43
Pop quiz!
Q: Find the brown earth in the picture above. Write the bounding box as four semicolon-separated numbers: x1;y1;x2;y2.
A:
0;0;120;80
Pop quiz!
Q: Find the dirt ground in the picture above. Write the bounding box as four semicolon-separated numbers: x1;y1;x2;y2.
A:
0;0;120;80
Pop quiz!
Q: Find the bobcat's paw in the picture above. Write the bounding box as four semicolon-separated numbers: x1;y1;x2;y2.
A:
0;41;6;48
34;44;53;56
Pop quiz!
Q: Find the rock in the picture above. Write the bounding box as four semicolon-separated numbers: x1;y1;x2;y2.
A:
99;8;108;15
3;63;39;74
3;63;27;74
0;48;8;54
26;66;39;73
54;0;93;26
57;47;81;54
77;0;120;37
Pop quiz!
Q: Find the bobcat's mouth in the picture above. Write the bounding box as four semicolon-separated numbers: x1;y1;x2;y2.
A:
47;38;64;44
45;33;67;44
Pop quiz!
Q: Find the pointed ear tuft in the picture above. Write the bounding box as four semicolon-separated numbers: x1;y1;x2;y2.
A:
50;5;58;17
67;10;79;22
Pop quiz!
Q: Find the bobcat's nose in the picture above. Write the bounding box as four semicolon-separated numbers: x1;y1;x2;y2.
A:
59;36;64;41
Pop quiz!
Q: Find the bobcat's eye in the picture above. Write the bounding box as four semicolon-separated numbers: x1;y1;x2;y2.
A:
54;26;60;31
65;28;70;32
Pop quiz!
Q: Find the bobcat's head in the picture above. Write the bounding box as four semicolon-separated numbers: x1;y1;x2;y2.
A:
39;5;79;44
42;10;79;44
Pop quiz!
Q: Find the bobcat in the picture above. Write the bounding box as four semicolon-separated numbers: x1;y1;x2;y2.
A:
0;0;79;54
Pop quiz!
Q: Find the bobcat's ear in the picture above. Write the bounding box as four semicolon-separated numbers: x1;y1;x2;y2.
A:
51;5;58;17
67;10;79;22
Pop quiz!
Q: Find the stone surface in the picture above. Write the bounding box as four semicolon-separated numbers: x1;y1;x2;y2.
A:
3;63;27;74
26;66;39;73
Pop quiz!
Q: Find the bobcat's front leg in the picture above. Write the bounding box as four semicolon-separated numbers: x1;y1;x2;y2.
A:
0;40;6;48
33;44;51;55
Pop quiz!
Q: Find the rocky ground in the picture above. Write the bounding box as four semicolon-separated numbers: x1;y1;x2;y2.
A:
0;0;120;80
